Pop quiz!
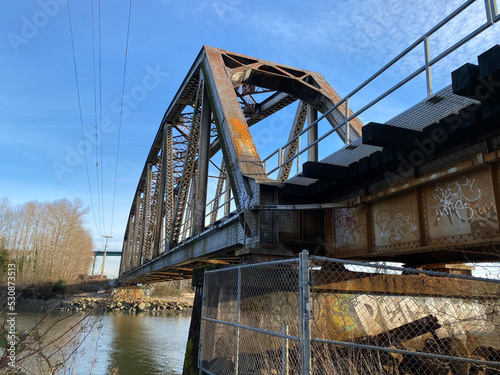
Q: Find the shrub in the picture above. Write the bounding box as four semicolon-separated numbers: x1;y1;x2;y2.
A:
52;279;68;294
0;248;9;274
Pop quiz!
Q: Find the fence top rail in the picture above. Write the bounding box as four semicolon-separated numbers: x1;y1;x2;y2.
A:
202;252;500;284
310;255;500;284
204;257;300;275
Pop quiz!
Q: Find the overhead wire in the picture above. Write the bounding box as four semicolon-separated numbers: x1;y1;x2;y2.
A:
91;0;103;239
66;0;102;237
98;0;106;236
110;0;133;236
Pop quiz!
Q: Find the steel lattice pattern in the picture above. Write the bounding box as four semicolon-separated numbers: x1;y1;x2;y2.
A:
200;255;500;375
309;256;500;375
118;46;362;281
200;260;303;374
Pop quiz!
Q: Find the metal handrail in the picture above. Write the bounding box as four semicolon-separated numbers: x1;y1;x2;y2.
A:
263;0;499;178
205;196;234;218
205;187;231;208
204;187;233;218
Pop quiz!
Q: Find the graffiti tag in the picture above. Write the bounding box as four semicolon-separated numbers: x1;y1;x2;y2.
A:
429;178;482;229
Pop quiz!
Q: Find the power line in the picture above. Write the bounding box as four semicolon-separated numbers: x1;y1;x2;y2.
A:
91;0;103;238
98;0;106;236
66;0;102;237
110;0;133;236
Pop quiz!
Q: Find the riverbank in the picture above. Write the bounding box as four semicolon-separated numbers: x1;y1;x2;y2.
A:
60;293;194;313
8;304;191;374
14;291;194;313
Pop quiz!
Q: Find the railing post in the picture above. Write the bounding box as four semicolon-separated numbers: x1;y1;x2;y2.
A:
224;174;231;215
299;250;311;375
307;105;318;162
485;0;497;23
424;35;433;97
345;97;350;144
297;137;301;175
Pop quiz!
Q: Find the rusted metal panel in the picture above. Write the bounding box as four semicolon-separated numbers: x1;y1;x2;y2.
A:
278;209;300;242
203;47;267;176
424;166;499;244
301;210;324;244
327;206;368;257
372;190;420;251
324;163;500;262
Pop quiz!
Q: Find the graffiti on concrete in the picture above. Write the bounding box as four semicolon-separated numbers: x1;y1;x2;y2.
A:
351;294;494;339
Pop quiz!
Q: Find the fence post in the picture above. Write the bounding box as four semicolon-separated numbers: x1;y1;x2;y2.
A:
299;250;311;375
282;325;289;375
235;267;241;375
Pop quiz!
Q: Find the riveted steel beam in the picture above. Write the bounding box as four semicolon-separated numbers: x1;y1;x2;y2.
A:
142;162;154;262
203;47;266;211
168;78;204;247
164;125;174;251
194;85;212;235
307;104;318;162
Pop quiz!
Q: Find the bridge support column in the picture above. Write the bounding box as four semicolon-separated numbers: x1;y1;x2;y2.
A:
182;266;208;375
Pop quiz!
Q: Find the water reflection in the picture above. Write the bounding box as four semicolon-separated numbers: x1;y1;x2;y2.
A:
15;308;191;375
106;311;191;375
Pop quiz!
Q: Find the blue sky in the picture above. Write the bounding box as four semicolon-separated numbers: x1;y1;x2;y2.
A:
1;0;498;277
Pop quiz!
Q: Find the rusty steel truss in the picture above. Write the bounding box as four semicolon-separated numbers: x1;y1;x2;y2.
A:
118;46;362;280
119;39;500;284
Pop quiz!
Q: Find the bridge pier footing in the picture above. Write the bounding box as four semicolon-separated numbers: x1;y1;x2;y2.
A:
183;265;224;375
182;278;203;375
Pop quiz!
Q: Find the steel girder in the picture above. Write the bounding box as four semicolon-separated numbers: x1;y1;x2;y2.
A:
168;79;203;247
119;46;361;279
164;125;174;252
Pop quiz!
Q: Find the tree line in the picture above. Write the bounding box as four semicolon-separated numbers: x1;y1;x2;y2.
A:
0;198;94;283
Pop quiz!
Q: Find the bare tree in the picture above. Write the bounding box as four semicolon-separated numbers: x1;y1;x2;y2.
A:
0;198;94;283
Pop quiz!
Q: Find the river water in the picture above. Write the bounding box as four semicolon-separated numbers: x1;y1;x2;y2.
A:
15;308;192;375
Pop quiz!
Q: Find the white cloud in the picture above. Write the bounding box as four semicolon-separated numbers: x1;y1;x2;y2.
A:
246;0;498;83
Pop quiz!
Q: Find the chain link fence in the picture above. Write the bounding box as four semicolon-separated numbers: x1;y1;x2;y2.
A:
199;251;500;374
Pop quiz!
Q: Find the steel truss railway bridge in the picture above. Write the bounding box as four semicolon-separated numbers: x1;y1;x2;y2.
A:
118;1;500;285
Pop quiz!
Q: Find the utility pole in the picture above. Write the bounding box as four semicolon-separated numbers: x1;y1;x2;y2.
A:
100;235;113;281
